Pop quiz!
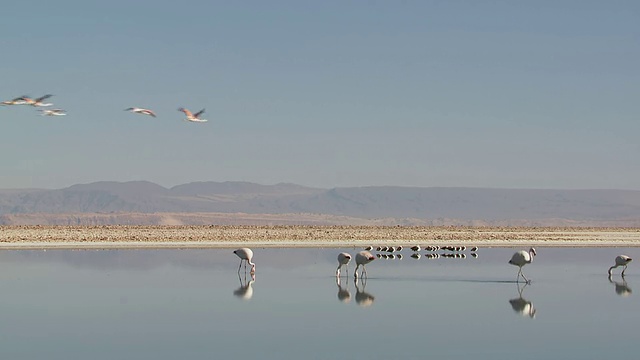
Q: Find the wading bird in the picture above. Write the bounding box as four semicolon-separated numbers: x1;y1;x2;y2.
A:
608;255;632;276
233;273;255;301
509;282;536;319
336;252;352;277
233;248;256;274
178;107;207;122
354;251;375;279
509;247;537;283
125;107;156;117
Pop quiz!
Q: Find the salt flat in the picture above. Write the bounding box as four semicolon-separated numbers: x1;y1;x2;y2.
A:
0;225;639;249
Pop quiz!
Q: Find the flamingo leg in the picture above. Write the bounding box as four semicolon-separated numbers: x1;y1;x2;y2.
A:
622;265;628;277
238;259;243;273
520;270;530;284
362;266;368;278
354;264;360;278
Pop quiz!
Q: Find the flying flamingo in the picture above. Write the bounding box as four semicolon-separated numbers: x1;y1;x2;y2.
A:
39;109;67;116
608;255;632;276
1;95;31;106
178;107;207;122
28;94;54;107
233;248;256;274
354;251;375;279
509;247;537;283
336;252;352;277
125;107;156;117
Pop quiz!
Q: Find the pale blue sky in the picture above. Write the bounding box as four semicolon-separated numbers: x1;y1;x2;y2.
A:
1;1;638;190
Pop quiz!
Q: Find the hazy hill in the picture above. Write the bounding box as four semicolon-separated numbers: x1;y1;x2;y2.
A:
1;181;640;226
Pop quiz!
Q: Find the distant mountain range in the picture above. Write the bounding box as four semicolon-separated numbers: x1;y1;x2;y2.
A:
1;181;640;226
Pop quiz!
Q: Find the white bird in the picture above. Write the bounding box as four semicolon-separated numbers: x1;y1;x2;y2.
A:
608;275;632;297
608;255;632;276
509;283;536;318
336;252;352;277
354;251;375;279
509;247;536;283
39;108;67;116
354;277;375;307
125;107;156;117
233;248;256;274
178;107;207;122
28;94;54;107
336;277;351;304
233;273;255;300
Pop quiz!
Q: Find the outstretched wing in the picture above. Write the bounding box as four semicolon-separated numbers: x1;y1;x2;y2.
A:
194;108;205;118
36;94;53;102
178;107;193;118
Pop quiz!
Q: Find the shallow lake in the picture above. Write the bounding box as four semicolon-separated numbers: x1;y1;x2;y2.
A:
0;246;637;360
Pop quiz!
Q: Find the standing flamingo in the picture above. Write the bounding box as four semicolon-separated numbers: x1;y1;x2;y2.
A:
608;255;632;276
509;247;537;283
336;252;352;277
354;251;375;279
233;248;256;274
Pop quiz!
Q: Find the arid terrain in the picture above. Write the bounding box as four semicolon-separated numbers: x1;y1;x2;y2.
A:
1;225;639;249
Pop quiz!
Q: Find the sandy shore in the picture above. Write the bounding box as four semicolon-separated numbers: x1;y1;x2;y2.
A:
0;225;639;249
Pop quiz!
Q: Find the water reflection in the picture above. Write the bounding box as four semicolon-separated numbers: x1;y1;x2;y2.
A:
233;272;256;301
509;282;536;319
354;277;375;307
608;275;632;297
336;276;352;304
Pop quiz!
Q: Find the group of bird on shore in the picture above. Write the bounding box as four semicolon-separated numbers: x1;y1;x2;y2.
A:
233;245;633;283
1;94;208;122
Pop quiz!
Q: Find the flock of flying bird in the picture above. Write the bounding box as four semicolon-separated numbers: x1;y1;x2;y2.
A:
233;245;633;283
1;94;209;122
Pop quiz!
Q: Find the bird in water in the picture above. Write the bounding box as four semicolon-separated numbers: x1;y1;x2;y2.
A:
509;247;537;283
354;251;375;279
125;107;156;117
608;274;632;297
178;107;207;122
608;255;632;276
336;276;351;304
336;252;352;277
233;273;256;301
509;282;536;318
233;248;256;274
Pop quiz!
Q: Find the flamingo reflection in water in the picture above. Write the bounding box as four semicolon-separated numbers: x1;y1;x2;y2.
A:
336;276;351;304
354;277;375;307
509;282;536;319
608;274;632;297
233;272;256;301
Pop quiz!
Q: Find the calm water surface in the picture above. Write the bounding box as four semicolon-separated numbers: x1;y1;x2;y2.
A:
0;246;637;360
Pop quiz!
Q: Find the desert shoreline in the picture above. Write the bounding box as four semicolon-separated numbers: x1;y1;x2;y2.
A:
1;225;639;249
